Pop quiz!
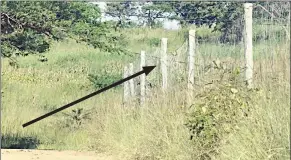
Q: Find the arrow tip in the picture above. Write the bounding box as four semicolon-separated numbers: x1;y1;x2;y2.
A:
142;66;156;76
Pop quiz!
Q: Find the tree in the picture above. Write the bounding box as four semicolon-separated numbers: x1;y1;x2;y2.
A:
1;1;126;58
140;2;174;28
106;2;175;29
171;2;218;27
105;1;140;29
171;2;244;43
213;3;244;43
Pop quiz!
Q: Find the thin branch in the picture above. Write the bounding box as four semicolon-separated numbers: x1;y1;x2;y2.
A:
255;4;276;19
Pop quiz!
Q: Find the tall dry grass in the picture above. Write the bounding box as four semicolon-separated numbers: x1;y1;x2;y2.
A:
1;27;289;159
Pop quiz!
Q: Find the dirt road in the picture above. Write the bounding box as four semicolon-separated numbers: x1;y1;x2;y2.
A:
1;149;118;160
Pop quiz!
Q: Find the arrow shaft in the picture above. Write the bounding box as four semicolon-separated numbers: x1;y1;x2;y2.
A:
22;70;145;128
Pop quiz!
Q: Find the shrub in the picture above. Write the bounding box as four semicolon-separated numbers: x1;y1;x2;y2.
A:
88;61;122;89
149;37;161;47
185;64;257;158
62;108;92;130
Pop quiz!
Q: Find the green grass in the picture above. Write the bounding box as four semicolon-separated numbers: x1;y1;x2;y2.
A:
1;26;290;159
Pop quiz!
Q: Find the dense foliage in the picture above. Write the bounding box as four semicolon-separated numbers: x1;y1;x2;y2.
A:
185;63;256;158
1;1;126;57
88;61;123;89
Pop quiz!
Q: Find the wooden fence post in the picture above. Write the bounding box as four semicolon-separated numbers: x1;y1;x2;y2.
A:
140;51;146;106
129;63;135;97
123;65;130;104
244;3;254;89
188;30;195;102
161;38;168;91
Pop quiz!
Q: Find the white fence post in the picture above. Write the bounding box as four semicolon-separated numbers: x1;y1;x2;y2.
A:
129;63;135;97
244;3;254;89
123;65;130;104
161;38;168;91
140;51;146;106
188;30;195;101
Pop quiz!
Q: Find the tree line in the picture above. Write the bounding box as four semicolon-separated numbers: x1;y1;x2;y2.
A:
1;1;289;58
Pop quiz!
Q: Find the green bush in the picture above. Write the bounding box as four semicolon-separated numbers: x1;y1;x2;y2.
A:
148;37;161;47
185;66;257;158
88;62;122;89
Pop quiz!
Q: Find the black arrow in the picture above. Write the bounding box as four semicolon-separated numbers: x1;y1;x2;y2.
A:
22;66;156;128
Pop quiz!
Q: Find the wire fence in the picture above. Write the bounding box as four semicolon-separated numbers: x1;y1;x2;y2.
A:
122;2;290;104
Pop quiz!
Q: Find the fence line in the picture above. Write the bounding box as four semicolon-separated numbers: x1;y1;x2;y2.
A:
122;2;289;105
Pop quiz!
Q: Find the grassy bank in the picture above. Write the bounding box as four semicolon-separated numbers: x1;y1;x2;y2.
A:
1;26;290;159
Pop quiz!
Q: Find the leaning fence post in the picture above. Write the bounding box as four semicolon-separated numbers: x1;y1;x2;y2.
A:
123;65;130;104
140;51;146;106
244;3;254;89
161;38;168;91
188;30;195;103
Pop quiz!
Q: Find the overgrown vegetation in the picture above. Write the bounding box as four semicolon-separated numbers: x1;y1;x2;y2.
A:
1;1;290;160
185;65;256;159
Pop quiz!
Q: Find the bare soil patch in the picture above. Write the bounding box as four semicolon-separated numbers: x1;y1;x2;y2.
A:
1;149;118;160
